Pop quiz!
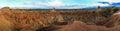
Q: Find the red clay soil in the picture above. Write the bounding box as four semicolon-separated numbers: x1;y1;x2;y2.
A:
53;21;120;31
1;7;120;31
0;13;14;31
0;7;64;31
97;12;120;27
54;21;107;31
37;21;120;31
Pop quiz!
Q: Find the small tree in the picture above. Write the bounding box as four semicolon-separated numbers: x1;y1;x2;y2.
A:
111;7;119;13
101;6;119;17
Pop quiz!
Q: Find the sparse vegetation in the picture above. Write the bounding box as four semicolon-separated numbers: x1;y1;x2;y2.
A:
0;6;120;31
101;6;119;17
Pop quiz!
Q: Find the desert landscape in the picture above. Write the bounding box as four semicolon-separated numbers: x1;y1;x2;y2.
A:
0;0;120;31
0;6;120;31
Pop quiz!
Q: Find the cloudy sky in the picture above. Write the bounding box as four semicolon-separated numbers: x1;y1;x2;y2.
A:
0;0;120;9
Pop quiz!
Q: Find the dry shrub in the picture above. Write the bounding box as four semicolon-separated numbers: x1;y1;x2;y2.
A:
60;11;105;24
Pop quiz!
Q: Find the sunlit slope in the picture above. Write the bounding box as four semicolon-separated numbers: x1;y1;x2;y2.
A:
0;7;64;31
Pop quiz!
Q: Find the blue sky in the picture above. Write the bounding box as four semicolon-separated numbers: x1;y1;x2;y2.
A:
0;0;120;9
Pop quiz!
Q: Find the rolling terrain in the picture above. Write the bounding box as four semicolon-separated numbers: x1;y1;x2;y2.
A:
0;7;120;31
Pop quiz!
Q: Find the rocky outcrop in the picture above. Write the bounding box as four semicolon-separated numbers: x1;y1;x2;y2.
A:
0;7;64;31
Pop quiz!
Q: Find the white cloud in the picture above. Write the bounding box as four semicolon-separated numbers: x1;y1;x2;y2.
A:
3;0;94;9
90;3;109;6
102;0;120;4
103;0;120;2
1;0;114;9
24;0;64;7
47;0;63;6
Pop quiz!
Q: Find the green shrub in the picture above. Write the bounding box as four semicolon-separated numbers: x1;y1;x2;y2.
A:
101;6;119;17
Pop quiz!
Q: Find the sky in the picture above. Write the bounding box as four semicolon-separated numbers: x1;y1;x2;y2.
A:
0;0;120;9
